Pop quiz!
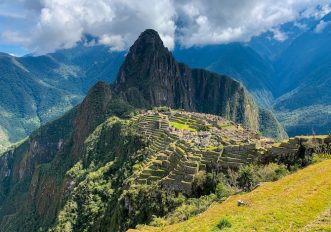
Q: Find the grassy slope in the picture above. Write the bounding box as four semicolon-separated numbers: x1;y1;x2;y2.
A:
130;160;331;232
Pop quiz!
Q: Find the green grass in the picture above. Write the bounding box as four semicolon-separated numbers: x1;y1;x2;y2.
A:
170;122;196;131
130;159;331;232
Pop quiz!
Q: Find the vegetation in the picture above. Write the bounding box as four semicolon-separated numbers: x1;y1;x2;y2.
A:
0;104;329;232
169;121;195;131
132;159;331;232
215;218;232;230
133;162;293;228
149;194;217;226
0;47;125;146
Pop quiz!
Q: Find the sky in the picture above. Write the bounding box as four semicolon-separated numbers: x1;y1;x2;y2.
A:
0;0;330;56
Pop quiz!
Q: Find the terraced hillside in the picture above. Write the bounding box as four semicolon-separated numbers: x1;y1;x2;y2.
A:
0;102;270;232
0;100;329;231
130;159;331;232
124;109;266;195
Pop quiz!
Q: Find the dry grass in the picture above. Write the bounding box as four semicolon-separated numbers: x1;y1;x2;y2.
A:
129;159;331;232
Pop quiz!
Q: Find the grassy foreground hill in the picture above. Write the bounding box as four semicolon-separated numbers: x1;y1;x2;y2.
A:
131;159;331;232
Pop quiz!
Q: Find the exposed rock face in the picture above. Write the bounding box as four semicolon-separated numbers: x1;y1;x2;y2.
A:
114;29;287;140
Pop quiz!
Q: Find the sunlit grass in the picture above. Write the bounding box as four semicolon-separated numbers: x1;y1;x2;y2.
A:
170;121;196;131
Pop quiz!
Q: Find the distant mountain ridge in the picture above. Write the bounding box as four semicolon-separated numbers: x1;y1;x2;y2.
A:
174;13;331;136
174;43;276;108
0;45;124;150
272;12;331;135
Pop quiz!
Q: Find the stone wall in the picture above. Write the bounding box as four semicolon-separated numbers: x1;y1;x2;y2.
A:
260;135;331;167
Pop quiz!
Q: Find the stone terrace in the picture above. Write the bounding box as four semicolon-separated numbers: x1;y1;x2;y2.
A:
126;109;272;194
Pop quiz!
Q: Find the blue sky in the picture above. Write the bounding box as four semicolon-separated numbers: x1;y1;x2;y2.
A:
0;0;330;56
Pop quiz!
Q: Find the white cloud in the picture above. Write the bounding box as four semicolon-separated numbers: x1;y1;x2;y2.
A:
0;0;330;54
99;34;126;51
174;0;331;47
271;28;288;42
1;0;176;54
315;20;331;32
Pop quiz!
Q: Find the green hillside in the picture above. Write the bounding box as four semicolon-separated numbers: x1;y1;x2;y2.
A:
131;159;331;232
0;47;124;151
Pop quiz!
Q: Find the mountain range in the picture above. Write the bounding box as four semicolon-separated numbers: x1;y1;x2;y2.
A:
0;13;330;149
175;12;331;136
0;29;289;231
1;27;331;232
0;45;124;151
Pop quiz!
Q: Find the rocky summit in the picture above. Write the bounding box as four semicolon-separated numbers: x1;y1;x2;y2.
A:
114;30;287;141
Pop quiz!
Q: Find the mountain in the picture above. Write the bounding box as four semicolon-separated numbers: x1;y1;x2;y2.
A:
174;43;276;108
173;13;331;137
0;29;289;232
114;30;286;139
272;13;331;136
1;13;329;148
248;17;321;61
0;45;125;151
0;52;80;151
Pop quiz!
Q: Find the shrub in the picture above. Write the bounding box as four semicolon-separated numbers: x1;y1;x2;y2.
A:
312;153;331;163
192;171;207;195
226;168;239;187
149;194;217;226
215;183;233;200
216;218;232;230
289;163;301;172
149;216;169;227
256;163;289;182
237;165;259;191
192;171;226;196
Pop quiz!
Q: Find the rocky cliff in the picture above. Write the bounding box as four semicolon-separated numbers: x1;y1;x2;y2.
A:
114;29;287;140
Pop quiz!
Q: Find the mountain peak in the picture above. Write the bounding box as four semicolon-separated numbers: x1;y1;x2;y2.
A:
124;29;168;61
134;29;165;49
114;29;175;94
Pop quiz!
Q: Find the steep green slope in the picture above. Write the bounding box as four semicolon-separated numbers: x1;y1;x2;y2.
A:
132;159;331;232
271;13;331;136
0;45;124;150
0;81;117;231
0;53;81;151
